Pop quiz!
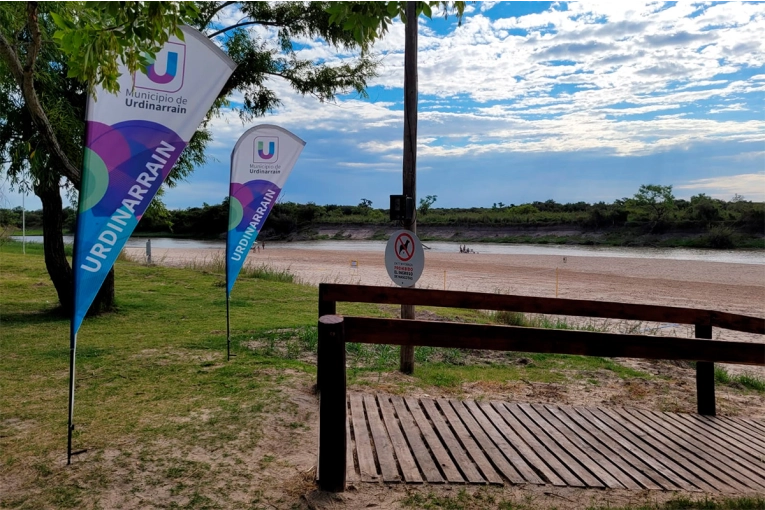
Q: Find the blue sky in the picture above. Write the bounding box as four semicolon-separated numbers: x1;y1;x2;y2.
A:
3;1;764;210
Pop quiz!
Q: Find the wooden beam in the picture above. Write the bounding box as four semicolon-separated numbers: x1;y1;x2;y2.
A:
319;284;764;335
341;317;765;366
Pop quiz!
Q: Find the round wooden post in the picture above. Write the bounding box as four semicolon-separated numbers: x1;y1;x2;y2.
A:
695;324;715;416
318;315;346;492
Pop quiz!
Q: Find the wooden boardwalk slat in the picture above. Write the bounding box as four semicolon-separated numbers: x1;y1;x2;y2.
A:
405;397;464;483
562;406;690;491
500;403;585;487
617;408;753;493
544;404;657;490
738;417;765;434
479;401;561;486
378;395;422;483
437;398;503;485
450;399;525;484
529;404;626;489
491;402;571;486
464;400;544;485
667;412;765;479
337;393;761;493
690;415;765;455
363;394;400;483
349;393;380;482
391;396;444;483
727;416;765;441
515;403;605;488
582;407;713;492
421;398;486;484
631;409;765;491
346;420;359;482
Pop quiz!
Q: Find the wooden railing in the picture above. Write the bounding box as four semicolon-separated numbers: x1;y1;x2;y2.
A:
316;283;765;491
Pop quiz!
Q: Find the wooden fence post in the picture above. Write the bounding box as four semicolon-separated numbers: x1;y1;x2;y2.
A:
317;285;337;394
318;314;346;492
695;324;715;416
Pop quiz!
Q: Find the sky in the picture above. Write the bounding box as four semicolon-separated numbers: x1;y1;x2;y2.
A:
3;1;764;211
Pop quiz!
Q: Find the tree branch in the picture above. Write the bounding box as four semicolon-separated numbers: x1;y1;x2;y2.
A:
0;2;83;187
200;1;236;31
207;19;281;38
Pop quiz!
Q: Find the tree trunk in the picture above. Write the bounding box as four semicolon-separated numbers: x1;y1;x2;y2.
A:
35;178;115;315
36;178;73;313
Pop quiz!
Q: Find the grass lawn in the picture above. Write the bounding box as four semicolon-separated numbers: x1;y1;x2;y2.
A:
1;240;762;509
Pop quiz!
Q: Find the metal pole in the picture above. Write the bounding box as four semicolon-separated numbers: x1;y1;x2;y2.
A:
226;294;231;361
146;239;152;265
67;332;77;465
22;191;26;255
400;1;418;375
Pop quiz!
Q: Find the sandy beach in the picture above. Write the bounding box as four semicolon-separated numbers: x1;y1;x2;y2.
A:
127;245;764;316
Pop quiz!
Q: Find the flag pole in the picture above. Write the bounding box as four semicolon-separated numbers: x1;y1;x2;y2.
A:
67;330;77;465
226;292;231;361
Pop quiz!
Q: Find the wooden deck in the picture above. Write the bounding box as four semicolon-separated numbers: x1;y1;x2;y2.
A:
343;393;765;493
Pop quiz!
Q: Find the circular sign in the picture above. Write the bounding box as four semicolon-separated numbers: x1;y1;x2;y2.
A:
385;230;425;287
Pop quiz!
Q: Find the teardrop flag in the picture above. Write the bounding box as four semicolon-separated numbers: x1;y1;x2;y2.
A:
226;125;305;296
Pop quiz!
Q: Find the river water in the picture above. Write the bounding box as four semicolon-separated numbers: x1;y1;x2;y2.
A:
13;235;765;265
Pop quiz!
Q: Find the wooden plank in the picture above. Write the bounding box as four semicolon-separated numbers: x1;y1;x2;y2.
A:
528;404;625;489
544;404;658;490
729;416;765;437
692;415;765;455
562;406;693;491
420;398;485;484
342;317;765;366
346;419;359;483
583;407;715;492
668;412;765;475
437;399;503;485
378;395;422;483
363;394;400;483
738;417;765;434
321;284;765;335
478;401;564;486
404;397;464;483
736;417;765;434
504;403;595;487
391;396;444;483
618;408;753;493
449;399;524;484
629;408;765;490
349;393;379;482
493;403;579;487
463;401;544;485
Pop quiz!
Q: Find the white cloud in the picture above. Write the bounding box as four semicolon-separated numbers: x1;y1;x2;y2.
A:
676;173;765;201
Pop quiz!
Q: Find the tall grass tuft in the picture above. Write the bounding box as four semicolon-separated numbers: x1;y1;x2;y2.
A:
715;366;765;393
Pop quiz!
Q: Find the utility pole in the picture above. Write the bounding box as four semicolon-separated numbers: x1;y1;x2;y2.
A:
400;1;418;375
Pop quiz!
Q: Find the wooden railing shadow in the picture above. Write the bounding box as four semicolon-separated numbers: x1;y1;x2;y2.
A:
316;283;765;492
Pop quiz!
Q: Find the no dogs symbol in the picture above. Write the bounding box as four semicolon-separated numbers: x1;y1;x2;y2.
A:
395;233;415;262
385;230;425;288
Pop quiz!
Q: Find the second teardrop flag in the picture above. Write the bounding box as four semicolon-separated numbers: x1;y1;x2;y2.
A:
226;125;305;296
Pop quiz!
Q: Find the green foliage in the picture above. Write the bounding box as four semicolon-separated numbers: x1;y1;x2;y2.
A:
419;194;438;215
715;366;765;393
51;1;198;95
627;184;676;232
326;2;466;48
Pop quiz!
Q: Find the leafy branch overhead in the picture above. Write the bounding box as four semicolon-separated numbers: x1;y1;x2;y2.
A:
51;1;198;95
326;1;467;47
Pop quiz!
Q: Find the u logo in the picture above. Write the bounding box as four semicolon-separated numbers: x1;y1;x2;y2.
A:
147;52;179;84
258;141;276;160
